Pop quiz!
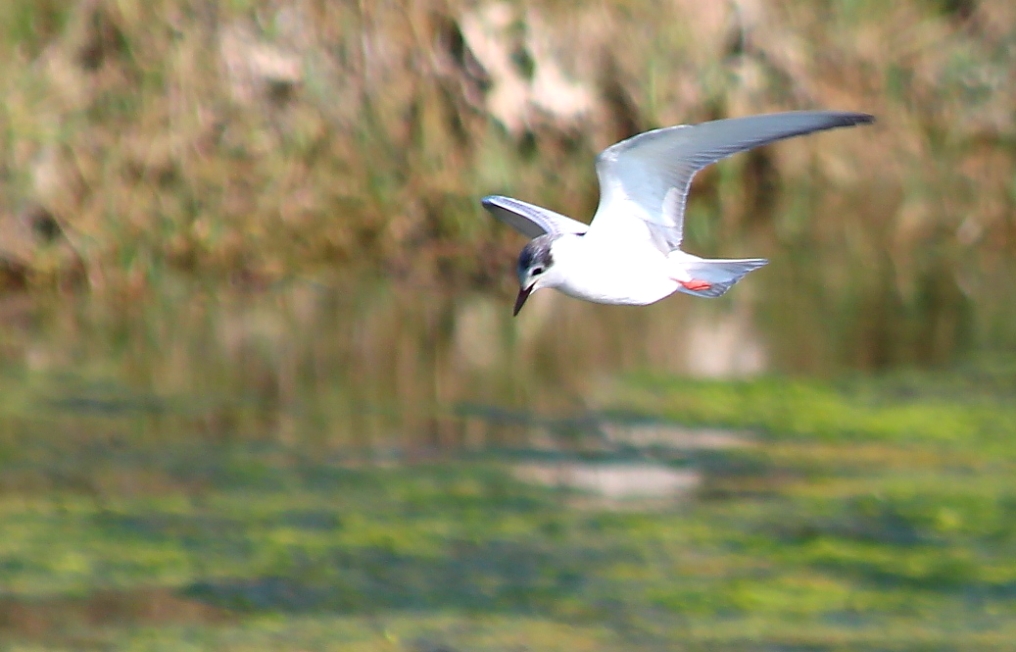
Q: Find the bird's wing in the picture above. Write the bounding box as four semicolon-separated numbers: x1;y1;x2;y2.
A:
589;111;875;252
481;195;589;238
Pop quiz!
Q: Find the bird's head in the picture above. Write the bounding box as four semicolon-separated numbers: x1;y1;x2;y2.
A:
513;235;556;316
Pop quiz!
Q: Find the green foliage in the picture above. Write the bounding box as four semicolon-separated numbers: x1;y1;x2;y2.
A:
0;0;70;56
611;372;1016;443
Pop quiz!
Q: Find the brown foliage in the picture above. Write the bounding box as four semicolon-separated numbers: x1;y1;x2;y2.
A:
0;0;1011;295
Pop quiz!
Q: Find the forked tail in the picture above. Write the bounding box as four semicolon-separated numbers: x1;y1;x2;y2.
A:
675;258;768;298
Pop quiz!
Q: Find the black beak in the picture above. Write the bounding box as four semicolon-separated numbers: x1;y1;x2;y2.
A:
513;285;534;316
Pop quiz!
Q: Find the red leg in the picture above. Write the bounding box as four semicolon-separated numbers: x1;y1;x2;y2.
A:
679;279;712;292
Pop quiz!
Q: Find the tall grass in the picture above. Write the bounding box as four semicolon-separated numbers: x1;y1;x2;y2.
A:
0;0;1012;306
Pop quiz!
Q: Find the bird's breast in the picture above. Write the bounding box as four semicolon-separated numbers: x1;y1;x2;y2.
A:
550;239;677;306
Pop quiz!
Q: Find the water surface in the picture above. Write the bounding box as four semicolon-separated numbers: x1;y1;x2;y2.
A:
0;248;1002;455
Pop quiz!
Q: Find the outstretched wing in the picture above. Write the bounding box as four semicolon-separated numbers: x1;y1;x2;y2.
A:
481;195;589;238
589;111;875;252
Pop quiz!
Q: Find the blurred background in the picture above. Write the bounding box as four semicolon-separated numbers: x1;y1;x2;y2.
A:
0;1;1015;650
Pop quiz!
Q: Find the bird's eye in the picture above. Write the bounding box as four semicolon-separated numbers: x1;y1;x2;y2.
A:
532;267;544;275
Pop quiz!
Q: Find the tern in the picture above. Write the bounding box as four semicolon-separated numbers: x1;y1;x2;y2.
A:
482;110;874;315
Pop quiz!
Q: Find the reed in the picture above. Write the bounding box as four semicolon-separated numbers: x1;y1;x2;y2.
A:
0;0;1011;302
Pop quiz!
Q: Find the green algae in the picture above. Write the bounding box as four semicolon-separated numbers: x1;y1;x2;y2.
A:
1;362;1015;650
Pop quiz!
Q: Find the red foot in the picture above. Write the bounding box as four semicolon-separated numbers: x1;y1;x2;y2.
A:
680;279;712;292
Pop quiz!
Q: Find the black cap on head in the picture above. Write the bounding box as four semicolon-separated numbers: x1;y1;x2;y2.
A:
513;235;555;316
516;236;554;280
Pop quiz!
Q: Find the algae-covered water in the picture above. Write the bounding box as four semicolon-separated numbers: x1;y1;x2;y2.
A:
1;268;1015;651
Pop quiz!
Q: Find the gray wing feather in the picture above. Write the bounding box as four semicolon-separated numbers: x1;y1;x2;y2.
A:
592;111;875;251
481;195;589;238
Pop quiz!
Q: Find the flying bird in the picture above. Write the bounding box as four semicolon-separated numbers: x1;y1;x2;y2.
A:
482;110;874;315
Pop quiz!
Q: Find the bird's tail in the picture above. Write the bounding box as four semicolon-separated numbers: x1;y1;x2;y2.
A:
675;258;768;298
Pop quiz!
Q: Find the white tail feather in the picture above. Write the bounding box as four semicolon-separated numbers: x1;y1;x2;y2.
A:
675;258;768;297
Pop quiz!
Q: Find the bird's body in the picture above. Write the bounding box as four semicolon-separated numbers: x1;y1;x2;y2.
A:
482;111;874;315
542;233;683;305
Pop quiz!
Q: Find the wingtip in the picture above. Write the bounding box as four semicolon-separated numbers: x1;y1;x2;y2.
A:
846;112;876;126
481;194;516;211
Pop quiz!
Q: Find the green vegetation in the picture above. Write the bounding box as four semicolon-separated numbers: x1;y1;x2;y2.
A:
608;366;1016;444
2;358;1015;650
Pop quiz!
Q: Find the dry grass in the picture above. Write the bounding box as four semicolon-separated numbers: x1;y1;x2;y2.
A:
0;0;1012;299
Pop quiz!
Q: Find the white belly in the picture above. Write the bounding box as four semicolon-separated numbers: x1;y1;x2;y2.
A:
550;237;679;306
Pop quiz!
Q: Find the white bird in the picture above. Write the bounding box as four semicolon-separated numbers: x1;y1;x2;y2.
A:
482;110;874;315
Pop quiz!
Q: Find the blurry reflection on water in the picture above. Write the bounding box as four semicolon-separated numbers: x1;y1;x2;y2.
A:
0;247;1005;453
512;462;702;501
